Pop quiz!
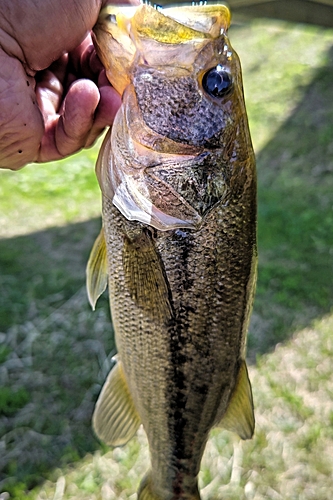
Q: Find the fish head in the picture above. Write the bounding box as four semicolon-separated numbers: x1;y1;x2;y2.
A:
93;3;231;91
93;4;254;230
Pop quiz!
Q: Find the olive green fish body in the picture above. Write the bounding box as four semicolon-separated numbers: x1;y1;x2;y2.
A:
89;5;256;499
102;194;255;497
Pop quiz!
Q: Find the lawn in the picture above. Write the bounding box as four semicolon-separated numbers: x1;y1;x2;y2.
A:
0;16;333;500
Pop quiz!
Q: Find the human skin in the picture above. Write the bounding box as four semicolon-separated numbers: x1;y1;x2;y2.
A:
0;0;137;170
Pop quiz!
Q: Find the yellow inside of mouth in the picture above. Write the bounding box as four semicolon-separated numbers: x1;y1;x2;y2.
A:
98;3;231;44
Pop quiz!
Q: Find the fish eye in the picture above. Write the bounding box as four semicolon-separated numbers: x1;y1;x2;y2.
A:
202;66;233;98
105;13;117;24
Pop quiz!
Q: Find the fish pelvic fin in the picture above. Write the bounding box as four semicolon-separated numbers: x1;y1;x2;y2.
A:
138;473;201;500
92;360;140;447
220;360;255;440
86;228;108;310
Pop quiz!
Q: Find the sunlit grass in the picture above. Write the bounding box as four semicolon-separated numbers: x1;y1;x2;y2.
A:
231;20;333;152
0;143;102;238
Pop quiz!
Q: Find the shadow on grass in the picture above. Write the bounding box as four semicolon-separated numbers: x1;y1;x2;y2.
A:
249;44;333;358
0;218;114;496
0;218;101;332
1;44;333;499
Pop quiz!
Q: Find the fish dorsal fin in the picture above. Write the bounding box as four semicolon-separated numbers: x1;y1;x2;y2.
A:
86;228;108;310
220;360;255;440
93;360;141;447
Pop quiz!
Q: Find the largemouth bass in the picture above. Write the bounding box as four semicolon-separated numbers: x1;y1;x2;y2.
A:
87;3;257;499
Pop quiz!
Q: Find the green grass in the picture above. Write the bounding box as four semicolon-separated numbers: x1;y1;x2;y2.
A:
0;16;333;500
232;20;333;357
0;146;111;494
0;146;101;237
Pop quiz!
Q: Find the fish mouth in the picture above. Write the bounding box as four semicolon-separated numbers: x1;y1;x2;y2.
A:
93;2;231;94
97;2;231;37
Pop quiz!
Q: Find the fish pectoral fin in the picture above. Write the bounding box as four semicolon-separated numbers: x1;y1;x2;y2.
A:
123;230;173;323
86;228;108;310
92;360;141;447
219;360;255;440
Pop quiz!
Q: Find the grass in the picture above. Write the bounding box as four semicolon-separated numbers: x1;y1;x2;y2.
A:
0;16;333;500
0;146;101;238
231;20;333;357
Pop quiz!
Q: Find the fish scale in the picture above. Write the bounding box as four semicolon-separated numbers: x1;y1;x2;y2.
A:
88;4;257;499
98;191;255;497
134;69;236;147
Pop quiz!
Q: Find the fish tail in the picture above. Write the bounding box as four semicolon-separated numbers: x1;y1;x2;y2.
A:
137;474;160;500
138;472;201;500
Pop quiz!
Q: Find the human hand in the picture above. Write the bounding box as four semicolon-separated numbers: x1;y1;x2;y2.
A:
0;0;137;170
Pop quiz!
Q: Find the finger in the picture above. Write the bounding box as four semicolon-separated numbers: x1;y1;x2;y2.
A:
68;35;97;81
3;0;104;72
35;68;64;117
38;78;100;162
44;55;68;90
84;81;121;148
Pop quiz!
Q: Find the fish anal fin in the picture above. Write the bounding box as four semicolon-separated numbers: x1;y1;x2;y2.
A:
92;360;140;447
219;360;255;440
123;230;173;323
86;228;108;310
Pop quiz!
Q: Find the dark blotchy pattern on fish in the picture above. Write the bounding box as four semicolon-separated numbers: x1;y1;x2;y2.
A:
148;146;250;217
134;67;235;147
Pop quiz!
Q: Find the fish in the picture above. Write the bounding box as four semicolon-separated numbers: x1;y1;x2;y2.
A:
87;3;257;499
